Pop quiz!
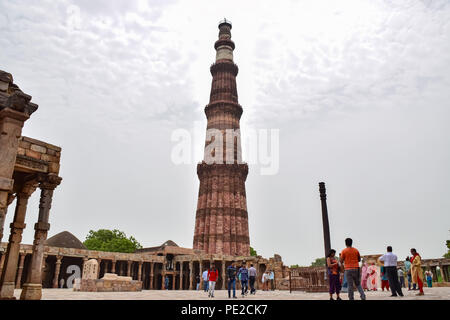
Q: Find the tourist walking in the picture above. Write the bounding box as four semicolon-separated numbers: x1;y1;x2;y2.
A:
380;265;390;292
202;269;209;292
366;262;378;291
379;246;403;297
410;248;424;296
405;257;414;290
237;264;249;296
195;274;200;291
262;272;270;291
398;268;405;288
207;266;218;298
269;270;275;290
426;271;433;288
164;275;169;290
227;261;237;298
326;249;342;300
361;260;368;291
248;264;257;295
340;238;366;300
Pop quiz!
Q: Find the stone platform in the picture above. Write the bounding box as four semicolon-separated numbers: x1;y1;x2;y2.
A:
74;273;142;292
13;287;450;300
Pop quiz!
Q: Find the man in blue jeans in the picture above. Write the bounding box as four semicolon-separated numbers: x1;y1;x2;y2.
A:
202;269;209;292
237;263;249;296
227;261;237;298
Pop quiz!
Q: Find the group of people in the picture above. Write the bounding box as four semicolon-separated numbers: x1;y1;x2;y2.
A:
195;261;273;298
326;238;427;300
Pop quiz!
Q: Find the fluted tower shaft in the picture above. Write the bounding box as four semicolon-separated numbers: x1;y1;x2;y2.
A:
193;20;250;256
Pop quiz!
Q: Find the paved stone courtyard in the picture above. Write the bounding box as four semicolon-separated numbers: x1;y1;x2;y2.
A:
13;287;450;300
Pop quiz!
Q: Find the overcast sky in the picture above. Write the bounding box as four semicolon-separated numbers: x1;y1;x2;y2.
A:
1;0;449;266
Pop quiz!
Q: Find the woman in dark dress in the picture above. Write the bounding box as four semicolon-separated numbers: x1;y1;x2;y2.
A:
327;249;342;300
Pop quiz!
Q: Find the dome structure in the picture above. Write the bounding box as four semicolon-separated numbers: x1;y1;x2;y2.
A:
45;231;87;249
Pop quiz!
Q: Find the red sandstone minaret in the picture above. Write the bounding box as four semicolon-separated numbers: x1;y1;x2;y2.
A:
193;19;250;256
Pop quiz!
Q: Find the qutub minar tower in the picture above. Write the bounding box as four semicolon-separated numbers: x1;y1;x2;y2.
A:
193;20;250;256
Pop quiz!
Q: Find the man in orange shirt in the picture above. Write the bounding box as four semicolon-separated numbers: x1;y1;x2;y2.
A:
340;238;366;300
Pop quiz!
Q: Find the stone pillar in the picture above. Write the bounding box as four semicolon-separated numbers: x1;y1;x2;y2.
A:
0;253;5;278
127;261;132;277
138;261;142;281
51;255;62;289
111;259;116;274
20;174;61;300
81;257;88;278
96;258;102;279
222;260;226;289
15;253;26;288
172;270;176;290
150;262;154;290
189;261;193;290
0;182;37;299
439;264;445;282
0;194;15;244
40;254;47;282
199;259;203;289
0;74;37;244
180;262;184;290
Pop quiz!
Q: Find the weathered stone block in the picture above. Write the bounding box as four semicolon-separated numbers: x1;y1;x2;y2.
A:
25;149;41;160
30;144;46;154
49;162;60;174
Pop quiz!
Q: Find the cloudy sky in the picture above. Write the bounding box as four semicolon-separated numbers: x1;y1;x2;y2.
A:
1;0;449;266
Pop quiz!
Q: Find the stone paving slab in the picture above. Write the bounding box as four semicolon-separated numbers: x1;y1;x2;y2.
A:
13;287;450;300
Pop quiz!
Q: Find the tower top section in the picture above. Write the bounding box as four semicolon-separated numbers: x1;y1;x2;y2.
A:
218;18;232;29
215;18;235;62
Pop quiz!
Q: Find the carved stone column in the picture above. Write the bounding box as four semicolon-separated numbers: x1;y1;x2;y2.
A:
111;259;116;274
15;253;26;288
0;194;15;244
40;254;47;283
189;261;193;290
138;261;142;281
199;259;203;289
172;270;176;290
51;255;62;289
222;260;226;289
180;262;184;290
21;174;61;300
150;262;154;290
439;264;445;282
0;253;5;278
0;181;37;299
96;258;102;279
81;257;88;278
0;73;37;245
127;261;132;277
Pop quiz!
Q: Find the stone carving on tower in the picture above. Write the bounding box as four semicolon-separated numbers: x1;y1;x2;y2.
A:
193;20;250;256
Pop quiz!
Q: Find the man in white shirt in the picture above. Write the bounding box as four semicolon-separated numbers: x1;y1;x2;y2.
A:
202;269;209;292
379;246;404;297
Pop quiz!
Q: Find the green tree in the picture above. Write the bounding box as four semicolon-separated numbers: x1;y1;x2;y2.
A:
250;247;258;257
290;264;300;269
444;240;450;259
311;257;326;267
83;229;143;253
